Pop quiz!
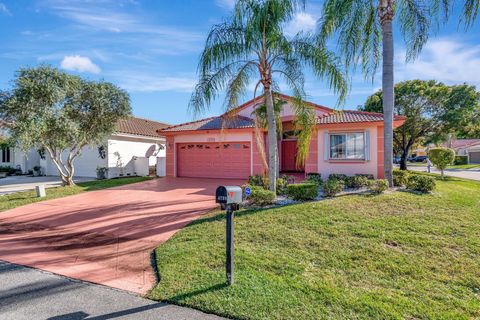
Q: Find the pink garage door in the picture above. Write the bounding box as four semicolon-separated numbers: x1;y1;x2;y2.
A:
177;142;251;179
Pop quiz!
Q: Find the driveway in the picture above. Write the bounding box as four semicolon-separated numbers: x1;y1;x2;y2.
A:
0;177;244;294
0;260;224;320
0;175;94;195
407;166;480;181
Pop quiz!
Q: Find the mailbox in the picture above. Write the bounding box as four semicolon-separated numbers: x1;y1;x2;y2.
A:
216;186;243;210
216;185;243;285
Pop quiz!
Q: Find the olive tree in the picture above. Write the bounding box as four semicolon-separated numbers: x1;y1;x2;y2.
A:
428;147;455;178
0;66;131;186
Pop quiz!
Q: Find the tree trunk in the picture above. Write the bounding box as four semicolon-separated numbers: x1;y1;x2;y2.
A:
400;151;408;170
379;0;395;187
264;87;278;193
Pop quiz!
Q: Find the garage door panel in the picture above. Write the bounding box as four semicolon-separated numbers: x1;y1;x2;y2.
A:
177;142;251;179
470;152;480;164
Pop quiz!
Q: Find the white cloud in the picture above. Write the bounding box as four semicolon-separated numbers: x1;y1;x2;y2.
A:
396;38;480;86
116;73;196;92
60;55;101;74
0;2;11;15
285;12;317;36
215;0;235;10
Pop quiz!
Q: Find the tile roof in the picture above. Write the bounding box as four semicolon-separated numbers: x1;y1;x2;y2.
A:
317;110;405;124
115;116;170;137
442;139;480;150
160;115;255;132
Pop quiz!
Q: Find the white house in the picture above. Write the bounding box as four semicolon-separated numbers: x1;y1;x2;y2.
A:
0;123;41;172
41;116;169;178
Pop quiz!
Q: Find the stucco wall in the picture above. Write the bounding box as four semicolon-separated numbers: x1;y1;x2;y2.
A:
42;135;165;178
237;100;330;119
107;136;165;178
317;124;380;178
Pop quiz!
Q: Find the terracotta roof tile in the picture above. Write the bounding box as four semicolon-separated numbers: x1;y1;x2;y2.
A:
160;115;255;132
317;110;404;124
115;116;170;137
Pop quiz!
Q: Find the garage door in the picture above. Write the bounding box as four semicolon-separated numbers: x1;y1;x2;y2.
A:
470;152;480;164
177;142;251;179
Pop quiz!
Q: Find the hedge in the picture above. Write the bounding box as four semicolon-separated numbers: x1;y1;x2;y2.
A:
286;183;318;201
454;155;468;165
368;179;389;194
322;179;345;197
406;175;436;193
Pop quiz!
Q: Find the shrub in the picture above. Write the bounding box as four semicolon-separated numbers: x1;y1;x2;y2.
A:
286;183;318;201
355;174;375;180
248;175;265;187
0;166;15;175
246;185;276;206
406;174;436;193
322;179;345;197
368;179;388;194
328;173;347;182
276;177;289;195
428;147;455;178
454;155;468;165
306;172;322;185
345;175;369;189
393;169;409;187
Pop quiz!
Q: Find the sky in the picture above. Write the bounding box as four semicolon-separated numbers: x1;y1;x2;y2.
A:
0;0;479;125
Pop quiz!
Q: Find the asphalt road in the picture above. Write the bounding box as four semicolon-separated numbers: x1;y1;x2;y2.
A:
0;260;225;320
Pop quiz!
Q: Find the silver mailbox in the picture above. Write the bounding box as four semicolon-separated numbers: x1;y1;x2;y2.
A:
216;186;243;208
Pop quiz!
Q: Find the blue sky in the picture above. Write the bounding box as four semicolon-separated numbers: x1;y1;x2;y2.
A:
0;0;479;125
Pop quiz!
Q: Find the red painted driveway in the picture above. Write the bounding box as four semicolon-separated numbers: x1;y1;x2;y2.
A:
0;177;244;294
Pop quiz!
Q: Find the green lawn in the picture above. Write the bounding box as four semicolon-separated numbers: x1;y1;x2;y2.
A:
0;176;154;212
150;176;480;320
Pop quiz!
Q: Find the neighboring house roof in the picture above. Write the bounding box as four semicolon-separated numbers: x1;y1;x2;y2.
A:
158;94;406;134
442;139;480;150
115;116;170;138
161;115;255;132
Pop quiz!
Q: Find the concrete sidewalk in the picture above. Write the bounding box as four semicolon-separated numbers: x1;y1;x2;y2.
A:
407;166;480;181
0;176;94;195
0;260;225;320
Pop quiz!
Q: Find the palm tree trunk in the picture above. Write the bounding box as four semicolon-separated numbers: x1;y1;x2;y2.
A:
379;0;395;187
264;87;278;193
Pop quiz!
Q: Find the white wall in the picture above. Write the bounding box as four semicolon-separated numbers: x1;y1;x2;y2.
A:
317;126;379;178
43;145;106;178
41;135;165;178
13;148;41;173
107;135;165;178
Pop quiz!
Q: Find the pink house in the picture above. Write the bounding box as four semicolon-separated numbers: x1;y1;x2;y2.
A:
158;94;405;180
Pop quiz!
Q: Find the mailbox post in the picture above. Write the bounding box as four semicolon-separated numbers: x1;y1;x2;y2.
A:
215;186;242;285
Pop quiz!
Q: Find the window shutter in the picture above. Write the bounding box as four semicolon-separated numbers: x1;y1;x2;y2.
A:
365;130;370;161
324;132;329;160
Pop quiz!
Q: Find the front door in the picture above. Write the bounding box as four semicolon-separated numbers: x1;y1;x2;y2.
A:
282;140;303;172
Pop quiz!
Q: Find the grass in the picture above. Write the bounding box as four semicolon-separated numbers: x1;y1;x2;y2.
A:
150;176;480;320
0;176;153;212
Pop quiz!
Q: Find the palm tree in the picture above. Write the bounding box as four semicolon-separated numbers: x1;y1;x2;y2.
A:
252;96;285;175
462;0;479;27
318;0;448;187
190;0;347;193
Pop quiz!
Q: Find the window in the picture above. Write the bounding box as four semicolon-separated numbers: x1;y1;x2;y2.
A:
329;133;365;160
1;147;10;163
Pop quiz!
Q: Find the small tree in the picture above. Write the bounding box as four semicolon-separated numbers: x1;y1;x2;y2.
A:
0;66;131;186
428;147;455;178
